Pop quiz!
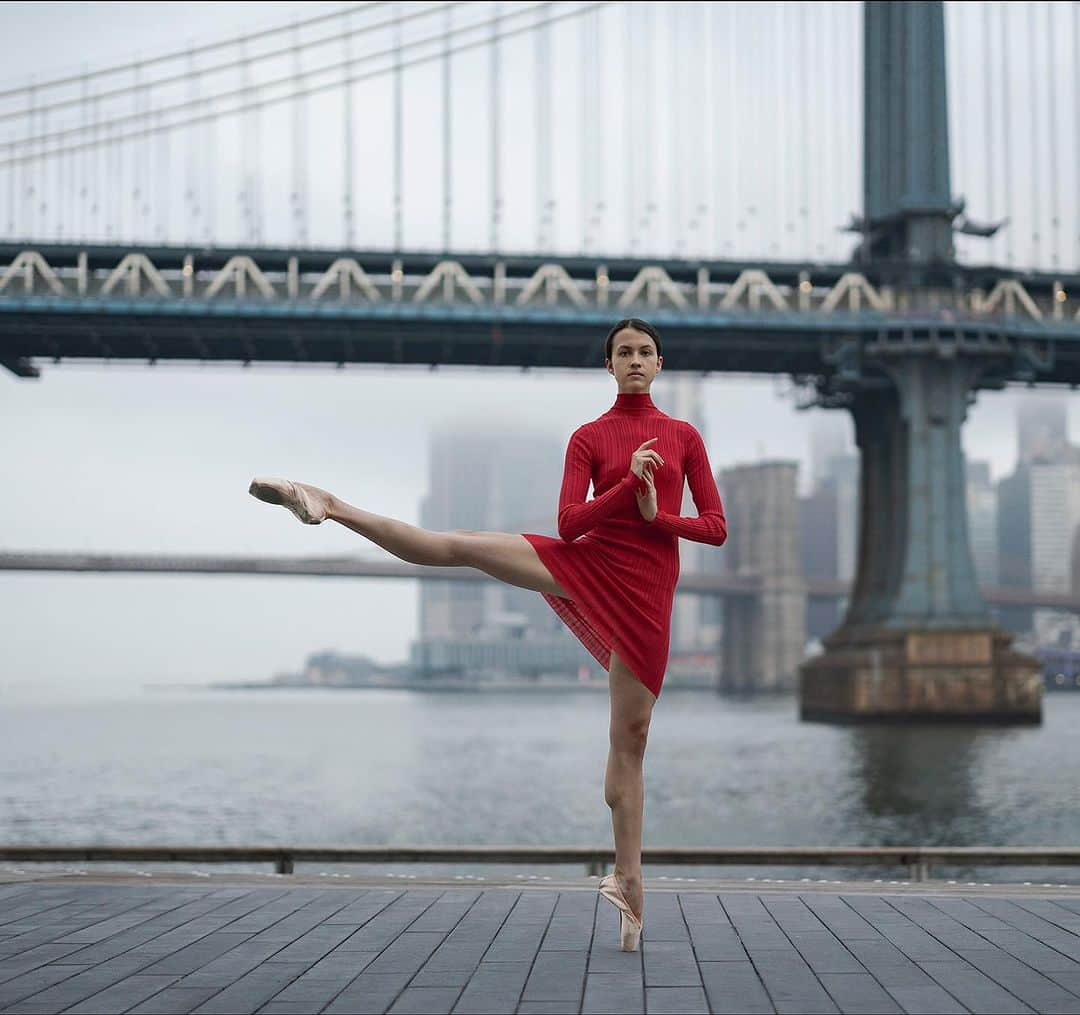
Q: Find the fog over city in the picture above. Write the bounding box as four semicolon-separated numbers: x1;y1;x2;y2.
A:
4;357;1070;702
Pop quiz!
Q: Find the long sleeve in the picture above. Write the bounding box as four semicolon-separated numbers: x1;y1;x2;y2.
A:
557;428;638;541
651;427;727;546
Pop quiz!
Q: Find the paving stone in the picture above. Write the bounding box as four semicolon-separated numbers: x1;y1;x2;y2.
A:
540;893;595;952
294;948;379;982
482;920;547;963
581;970;644;1014
521;949;587;1003
0;943;94;985
190;960;310;1014
916;958;1036;1013
0;963;94;1008
641;939;700;987
452;960;531;1014
177;939;302;988
882;983;968;1014
323;970;413;1014
644;985;709;1013
62;973;181;1013
128;985;226;1013
517;1003;581;1014
751;947;841;1013
360;931;444;975
135;931;254;975
407;892;480;933
699;959;774;1014
817;971;903;1014
335;894;442;952
502;891;558;925
385;985;461;1013
952;946;1080;1013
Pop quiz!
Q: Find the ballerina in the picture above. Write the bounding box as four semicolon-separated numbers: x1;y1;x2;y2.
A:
249;317;727;950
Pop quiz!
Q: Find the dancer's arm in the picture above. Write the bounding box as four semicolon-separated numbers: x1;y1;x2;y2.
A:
557;428;638;541
650;427;727;545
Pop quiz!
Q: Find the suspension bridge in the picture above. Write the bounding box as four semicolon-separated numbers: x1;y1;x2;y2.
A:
2;0;1078;722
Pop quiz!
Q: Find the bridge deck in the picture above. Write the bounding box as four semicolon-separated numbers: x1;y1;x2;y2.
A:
2;873;1080;1013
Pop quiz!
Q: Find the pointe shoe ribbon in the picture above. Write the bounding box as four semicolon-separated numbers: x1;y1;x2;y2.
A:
248;477;327;525
598;872;642;951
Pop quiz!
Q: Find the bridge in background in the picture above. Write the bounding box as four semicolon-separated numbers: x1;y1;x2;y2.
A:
3;1;1079;722
0;244;1077;383
4;550;1077;615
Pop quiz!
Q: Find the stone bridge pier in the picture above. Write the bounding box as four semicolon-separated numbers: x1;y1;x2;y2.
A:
799;352;1042;723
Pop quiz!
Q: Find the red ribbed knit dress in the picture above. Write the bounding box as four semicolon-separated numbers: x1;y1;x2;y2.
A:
522;391;727;698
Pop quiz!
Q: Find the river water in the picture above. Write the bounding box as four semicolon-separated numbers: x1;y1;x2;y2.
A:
1;687;1077;885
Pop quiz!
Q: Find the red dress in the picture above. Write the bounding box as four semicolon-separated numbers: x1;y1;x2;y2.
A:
522;391;727;698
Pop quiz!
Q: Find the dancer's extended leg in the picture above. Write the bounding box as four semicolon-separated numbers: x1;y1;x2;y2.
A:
604;650;655;924
323;488;570;598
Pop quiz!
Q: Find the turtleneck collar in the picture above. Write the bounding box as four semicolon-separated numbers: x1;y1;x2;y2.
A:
610;391;659;414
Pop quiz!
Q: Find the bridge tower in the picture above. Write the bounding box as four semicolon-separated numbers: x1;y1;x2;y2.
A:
798;1;1043;723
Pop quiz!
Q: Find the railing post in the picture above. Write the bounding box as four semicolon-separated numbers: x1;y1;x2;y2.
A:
908;860;929;882
277;853;294;874
287;257;299;300
392;259;403;302
587;856;605;877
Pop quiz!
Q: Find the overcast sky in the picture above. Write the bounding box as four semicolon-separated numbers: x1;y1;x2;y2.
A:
1;3;1077;703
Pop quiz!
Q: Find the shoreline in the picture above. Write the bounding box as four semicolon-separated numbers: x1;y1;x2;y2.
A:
148;677;721;693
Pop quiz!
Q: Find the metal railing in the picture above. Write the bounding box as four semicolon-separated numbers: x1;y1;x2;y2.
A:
5;845;1080;882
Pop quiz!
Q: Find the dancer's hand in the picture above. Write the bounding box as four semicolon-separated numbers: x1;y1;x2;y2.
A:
630;438;664;479
635;465;657;522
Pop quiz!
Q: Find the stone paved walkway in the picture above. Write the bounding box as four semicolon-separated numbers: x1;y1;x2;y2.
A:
2;872;1080;1013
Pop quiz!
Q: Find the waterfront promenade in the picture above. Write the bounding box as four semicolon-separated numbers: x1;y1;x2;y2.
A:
2;872;1080;1013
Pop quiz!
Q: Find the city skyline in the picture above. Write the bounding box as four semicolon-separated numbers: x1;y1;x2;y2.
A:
2;357;1075;703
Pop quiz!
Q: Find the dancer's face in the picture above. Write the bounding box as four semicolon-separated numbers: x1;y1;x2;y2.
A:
607;328;662;393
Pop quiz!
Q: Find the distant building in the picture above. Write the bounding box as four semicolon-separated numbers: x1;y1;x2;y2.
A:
995;397;1080;645
801;446;858;630
409;634;593;680
1018;396;1071;465
413;421;601;680
798;481;841;639
808;414;850;492
966;461;998;588
719;460;805;692
825;454;859;585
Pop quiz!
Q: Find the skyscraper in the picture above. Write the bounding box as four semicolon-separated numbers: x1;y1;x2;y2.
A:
966;461;998;588
719;460;806;691
997;397;1080;647
1018;396;1070;465
414;420;584;678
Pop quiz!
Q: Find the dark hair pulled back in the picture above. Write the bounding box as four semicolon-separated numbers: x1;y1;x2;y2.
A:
603;318;663;362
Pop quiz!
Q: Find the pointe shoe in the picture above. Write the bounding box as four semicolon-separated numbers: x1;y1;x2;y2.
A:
598;872;643;951
248;477;328;525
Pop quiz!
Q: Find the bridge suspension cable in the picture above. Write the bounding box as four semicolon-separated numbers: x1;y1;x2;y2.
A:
0;3;463;127
3;1;1070;270
0;2;391;101
2;1;607;169
3;1;512;157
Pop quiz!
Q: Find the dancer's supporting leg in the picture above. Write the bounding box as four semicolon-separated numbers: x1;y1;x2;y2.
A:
604;651;655;924
324;489;570;597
